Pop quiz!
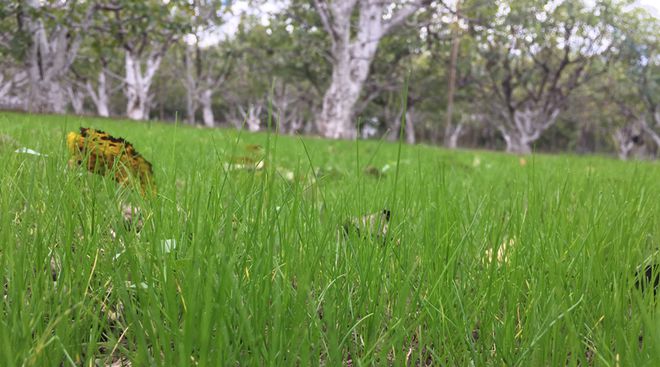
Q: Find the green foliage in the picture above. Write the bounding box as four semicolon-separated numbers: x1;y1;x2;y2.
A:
96;0;194;53
0;3;26;61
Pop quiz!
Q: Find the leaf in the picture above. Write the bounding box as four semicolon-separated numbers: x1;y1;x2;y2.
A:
66;127;156;196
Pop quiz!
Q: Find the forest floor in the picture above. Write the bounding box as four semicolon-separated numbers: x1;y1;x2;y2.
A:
1;111;659;366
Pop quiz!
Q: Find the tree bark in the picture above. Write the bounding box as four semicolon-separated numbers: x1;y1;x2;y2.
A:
66;85;85;115
496;106;560;154
124;51;161;120
180;43;228;127
239;104;263;132
0;70;27;109
23;0;92;113
443;0;461;148
0;74;13;101
389;105;416;144
85;70;110;117
183;45;198;124
640;118;660;148
314;0;422;139
317;63;363;139
200;88;215;127
272;81;309;134
501;131;532;154
610;114;659;160
405;108;416;144
613;124;639;160
446;123;464;149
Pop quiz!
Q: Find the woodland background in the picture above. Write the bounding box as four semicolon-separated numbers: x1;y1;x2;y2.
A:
1;0;658;158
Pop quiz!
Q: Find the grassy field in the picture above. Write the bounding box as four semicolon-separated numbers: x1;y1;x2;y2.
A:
0;111;659;366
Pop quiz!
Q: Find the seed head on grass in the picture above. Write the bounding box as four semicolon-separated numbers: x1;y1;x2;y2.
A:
483;237;516;265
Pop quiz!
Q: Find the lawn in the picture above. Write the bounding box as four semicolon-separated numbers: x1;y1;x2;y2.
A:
0;111;659;366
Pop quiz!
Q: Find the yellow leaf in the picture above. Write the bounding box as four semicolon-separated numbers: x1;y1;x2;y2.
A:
66;127;156;196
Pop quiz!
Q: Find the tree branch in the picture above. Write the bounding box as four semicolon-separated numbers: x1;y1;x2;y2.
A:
312;0;339;48
382;1;426;36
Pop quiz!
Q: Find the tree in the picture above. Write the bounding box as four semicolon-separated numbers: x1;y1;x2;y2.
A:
312;0;426;139
179;37;236;127
96;0;193;120
76;58;118;117
69;24;128;117
443;0;462;148
12;1;95;113
218;9;328;133
176;1;235;126
609;9;659;159
428;0;487;147
475;0;621;153
358;23;425;143
268;5;332;134
0;3;28;109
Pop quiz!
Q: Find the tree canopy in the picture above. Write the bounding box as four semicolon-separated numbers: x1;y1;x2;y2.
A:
0;0;658;158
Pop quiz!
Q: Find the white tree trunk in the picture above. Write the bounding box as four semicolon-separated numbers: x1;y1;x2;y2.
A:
124;51;161;120
640;118;660;148
317;64;363;139
405;109;416;144
501;131;533;154
289;117;304;135
179;42;229;128
272;81;307;134
50;84;68;114
25;33;59;113
613;128;635;160
0;70;27;109
66;85;85;115
200;88;215;127
185;91;198;125
85;70;110;117
240;104;263;132
314;0;421;139
446;123;464;149
613;120;659;160
388;106;417;144
0;75;12;101
0;71;27;109
496;106;560;154
23;0;92;113
444;0;461;148
183;45;198;124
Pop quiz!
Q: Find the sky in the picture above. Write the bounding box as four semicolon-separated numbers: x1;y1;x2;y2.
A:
638;0;660;16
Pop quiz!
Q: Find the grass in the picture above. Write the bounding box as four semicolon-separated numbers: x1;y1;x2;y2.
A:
0;111;659;366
